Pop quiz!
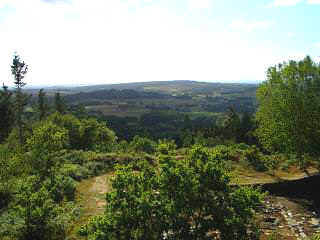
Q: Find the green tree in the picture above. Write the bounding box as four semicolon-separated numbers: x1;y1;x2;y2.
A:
222;106;241;141
0;144;14;208
35;89;49;121
27;121;69;178
11;53;28;146
130;135;155;154
0;84;14;142
256;56;320;157
54;91;67;114
47;112;82;149
10;184;74;240
82;144;263;240
79;118;117;152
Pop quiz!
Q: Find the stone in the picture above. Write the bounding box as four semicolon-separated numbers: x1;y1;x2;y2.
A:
309;218;320;227
299;232;307;239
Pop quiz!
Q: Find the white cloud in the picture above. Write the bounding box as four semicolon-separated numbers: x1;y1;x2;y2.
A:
187;0;212;10
307;0;320;4
316;43;320;47
287;32;296;37
268;0;302;7
230;20;272;32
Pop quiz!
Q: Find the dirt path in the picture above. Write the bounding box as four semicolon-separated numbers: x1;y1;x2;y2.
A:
260;196;320;240
231;166;319;185
65;171;114;239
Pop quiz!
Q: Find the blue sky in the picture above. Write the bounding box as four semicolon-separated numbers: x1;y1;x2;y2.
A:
0;0;319;86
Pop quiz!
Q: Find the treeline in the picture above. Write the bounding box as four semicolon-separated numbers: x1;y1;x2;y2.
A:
102;107;257;148
65;89;168;103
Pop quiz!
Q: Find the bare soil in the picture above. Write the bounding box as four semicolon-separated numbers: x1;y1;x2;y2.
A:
65;172;114;239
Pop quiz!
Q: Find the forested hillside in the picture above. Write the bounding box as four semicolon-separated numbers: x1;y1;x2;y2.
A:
1;54;320;240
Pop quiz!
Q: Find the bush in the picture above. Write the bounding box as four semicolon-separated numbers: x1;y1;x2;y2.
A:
79;118;117;152
5;182;76;240
82;144;263;240
130;136;155;154
242;145;269;171
60;163;84;180
44;174;76;202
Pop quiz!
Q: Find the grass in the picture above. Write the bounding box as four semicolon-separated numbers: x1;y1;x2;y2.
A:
65;171;114;240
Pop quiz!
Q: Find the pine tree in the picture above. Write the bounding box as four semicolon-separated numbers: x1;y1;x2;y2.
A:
36;89;49;120
11;53;28;146
54;91;67;114
0;84;14;142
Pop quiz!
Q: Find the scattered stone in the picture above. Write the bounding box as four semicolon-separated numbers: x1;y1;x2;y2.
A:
300;232;307;238
309;218;320;227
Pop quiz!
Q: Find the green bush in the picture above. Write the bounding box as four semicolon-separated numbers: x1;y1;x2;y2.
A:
242;145;269;171
130;136;155;154
4;180;76;240
82;144;263;240
63;150;86;165
44;174;76;202
156;139;176;155
60;163;84;180
83;161;104;176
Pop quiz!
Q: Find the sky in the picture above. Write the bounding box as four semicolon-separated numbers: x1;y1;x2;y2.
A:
0;0;320;86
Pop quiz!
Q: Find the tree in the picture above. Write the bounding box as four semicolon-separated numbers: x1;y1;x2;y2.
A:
129;135;155;154
0;84;14;142
27;121;69;178
256;56;320;157
81;144;263;240
222;106;241;142
11;53;28;146
79;118;117;152
35;89;49;121
54;91;67;114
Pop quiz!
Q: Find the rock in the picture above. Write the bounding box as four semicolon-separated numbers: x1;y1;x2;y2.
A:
299;232;307;238
309;218;320;227
265;216;277;223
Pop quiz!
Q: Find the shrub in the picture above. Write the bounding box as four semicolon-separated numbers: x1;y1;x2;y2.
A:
130;136;155;154
82;144;263;240
44;174;76;202
79;118;117;152
8;184;76;240
242;145;269;171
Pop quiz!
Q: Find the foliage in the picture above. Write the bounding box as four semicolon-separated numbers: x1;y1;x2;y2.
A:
0;84;14;143
54;91;68;114
241;145;269;172
34;89;50;120
256;56;320;157
129;136;155;154
79;118;117;152
47;113;117;151
82;144;263;240
48;112;82;149
9;184;76;240
11;52;28;146
27;121;69;178
0;144;14;208
43;174;76;202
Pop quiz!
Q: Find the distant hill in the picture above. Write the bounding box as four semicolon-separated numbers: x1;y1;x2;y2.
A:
28;80;258;95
